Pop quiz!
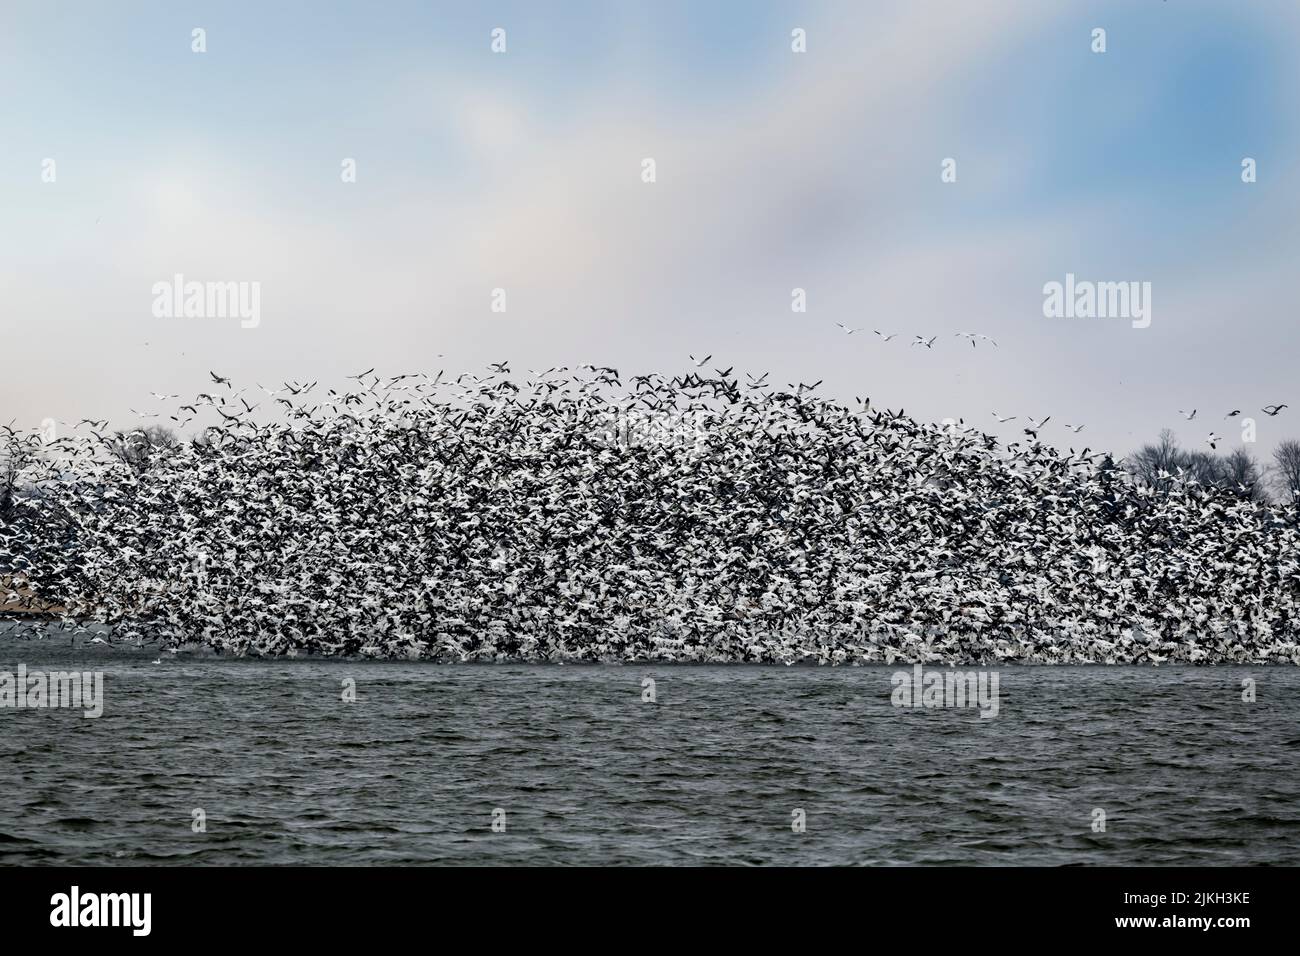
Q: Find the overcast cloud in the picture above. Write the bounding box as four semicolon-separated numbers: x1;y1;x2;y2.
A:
2;0;1297;462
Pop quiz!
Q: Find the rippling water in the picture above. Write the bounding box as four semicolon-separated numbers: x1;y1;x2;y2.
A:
1;635;1297;865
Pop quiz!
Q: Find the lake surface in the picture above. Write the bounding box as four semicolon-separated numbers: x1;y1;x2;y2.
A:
2;635;1298;865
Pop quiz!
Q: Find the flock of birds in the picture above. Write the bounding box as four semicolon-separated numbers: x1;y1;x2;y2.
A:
2;362;1300;664
834;325;997;350
1173;406;1289;451
830;323;1290;449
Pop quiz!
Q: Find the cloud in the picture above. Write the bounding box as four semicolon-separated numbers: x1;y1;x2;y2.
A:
3;0;1300;465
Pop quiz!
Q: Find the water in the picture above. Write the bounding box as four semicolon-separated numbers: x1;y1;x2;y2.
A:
2;636;1298;865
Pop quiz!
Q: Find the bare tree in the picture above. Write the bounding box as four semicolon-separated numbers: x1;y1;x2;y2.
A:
1273;440;1300;503
1129;432;1267;501
1128;429;1183;490
1219;447;1268;502
1182;450;1224;487
0;453;16;521
110;425;181;472
0;437;38;524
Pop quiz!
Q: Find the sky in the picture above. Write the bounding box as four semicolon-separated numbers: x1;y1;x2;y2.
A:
2;0;1298;464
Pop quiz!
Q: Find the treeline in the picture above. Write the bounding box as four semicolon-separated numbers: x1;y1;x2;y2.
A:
1128;429;1300;503
0;425;195;582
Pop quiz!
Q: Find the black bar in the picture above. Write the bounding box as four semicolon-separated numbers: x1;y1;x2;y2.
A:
0;866;1283;943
